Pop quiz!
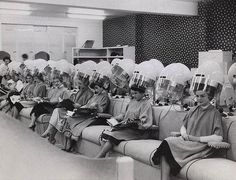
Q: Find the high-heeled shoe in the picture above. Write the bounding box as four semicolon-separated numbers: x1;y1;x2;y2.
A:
41;132;50;138
28;124;36;131
48;136;56;145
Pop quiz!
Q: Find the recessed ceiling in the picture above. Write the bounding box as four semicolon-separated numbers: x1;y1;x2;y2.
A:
0;0;200;19
0;2;133;19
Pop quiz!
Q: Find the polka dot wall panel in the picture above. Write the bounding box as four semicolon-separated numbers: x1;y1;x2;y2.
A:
136;14;205;68
199;0;236;58
103;0;236;68
103;15;136;47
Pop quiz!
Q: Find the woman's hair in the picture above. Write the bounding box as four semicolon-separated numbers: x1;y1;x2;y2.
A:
194;88;215;101
205;86;216;101
53;74;63;83
76;72;90;86
3;56;11;62
34;73;44;82
26;73;33;79
76;78;89;86
61;72;69;78
22;54;28;59
3;73;11;79
130;84;146;94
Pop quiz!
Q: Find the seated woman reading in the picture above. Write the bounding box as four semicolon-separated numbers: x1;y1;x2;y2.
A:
0;73;24;113
11;72;47;119
29;75;70;131
65;81;110;140
11;74;35;118
41;77;94;144
42;79;110;146
95;84;153;158
32;73;47;98
151;88;223;180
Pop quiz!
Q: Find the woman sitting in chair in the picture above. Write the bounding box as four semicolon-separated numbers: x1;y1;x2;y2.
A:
0;72;24;113
28;75;70;131
10;73;47;119
95;83;153;158
11;74;35;118
41;77;110;146
151;75;224;180
41;74;94;144
32;73;47;98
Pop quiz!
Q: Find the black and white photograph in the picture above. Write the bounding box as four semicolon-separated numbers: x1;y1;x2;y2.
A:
0;0;235;180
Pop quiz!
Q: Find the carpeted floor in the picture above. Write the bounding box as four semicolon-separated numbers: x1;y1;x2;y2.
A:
0;112;118;180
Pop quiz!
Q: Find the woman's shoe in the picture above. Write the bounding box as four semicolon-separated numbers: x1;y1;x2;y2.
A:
41;132;50;138
28;124;36;131
48;136;56;145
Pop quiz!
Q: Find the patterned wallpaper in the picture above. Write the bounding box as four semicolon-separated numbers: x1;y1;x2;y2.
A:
199;0;236;57
103;0;236;67
103;15;136;47
136;14;204;67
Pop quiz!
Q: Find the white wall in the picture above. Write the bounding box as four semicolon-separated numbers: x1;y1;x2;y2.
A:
0;22;2;50
0;14;103;56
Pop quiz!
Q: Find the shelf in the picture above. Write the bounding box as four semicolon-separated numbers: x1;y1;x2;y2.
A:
73;56;107;58
107;56;123;58
72;46;135;65
78;48;107;50
104;46;128;49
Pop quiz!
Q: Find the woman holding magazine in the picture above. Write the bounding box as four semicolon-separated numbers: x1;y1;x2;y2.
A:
28;75;70;131
11;74;35;118
10;73;47;119
95;84;153;158
40;76;94;144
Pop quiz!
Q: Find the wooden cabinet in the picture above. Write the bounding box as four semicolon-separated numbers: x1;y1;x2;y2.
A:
72;46;135;65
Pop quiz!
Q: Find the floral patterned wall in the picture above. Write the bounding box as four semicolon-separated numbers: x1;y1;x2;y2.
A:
103;0;236;67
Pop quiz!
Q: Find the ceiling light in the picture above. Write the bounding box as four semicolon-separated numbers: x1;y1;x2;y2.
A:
68;7;108;16
0;2;31;10
0;9;31;16
67;14;106;20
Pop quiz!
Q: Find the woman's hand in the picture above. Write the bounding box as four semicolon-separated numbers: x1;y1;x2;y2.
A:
180;126;189;140
33;97;42;102
20;95;25;100
114;114;124;122
181;133;188;140
181;133;189;141
80;105;86;108
42;97;50;101
89;103;98;109
182;133;200;142
188;135;200;142
74;103;81;109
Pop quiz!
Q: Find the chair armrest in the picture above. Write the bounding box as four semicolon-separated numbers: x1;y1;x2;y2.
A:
149;125;159;130
170;132;181;137
208;141;230;149
96;113;112;119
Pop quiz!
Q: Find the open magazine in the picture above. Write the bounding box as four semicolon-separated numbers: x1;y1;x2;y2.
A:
106;118;121;128
10;95;21;104
66;108;97;118
107;118;139;130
